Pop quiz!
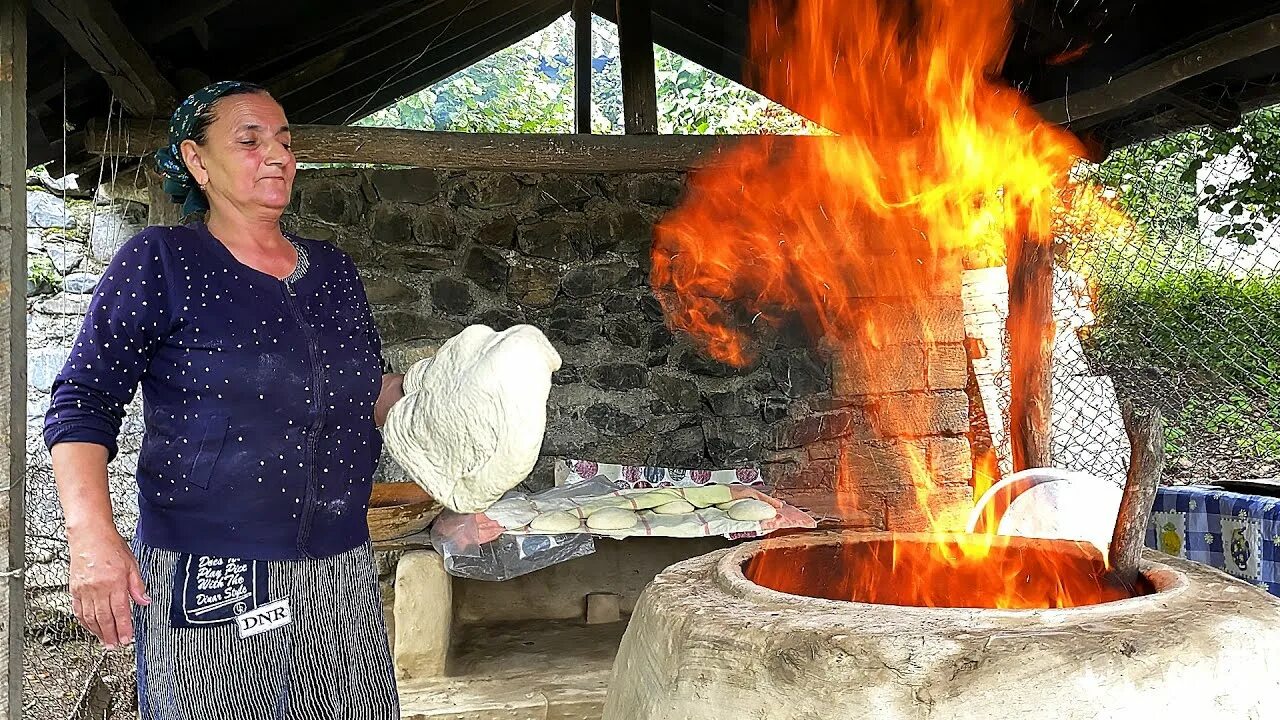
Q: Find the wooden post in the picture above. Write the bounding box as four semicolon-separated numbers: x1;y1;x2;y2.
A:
0;2;28;718
1007;234;1054;471
573;0;593;134
1108;402;1165;588
616;0;658;134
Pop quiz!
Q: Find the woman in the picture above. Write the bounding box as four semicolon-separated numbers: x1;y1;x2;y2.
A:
44;81;405;718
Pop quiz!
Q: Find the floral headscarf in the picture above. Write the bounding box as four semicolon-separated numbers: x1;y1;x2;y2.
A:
154;80;255;217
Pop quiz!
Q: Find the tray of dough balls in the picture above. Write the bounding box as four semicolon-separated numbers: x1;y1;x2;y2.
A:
484;479;817;540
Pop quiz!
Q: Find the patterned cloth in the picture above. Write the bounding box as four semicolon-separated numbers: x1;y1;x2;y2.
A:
1146;485;1280;597
132;539;398;719
154;80;256;217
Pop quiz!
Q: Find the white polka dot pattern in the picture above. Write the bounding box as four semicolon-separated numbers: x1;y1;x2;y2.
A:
44;223;385;561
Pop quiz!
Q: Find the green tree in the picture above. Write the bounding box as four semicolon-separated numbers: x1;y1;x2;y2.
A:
355;14;818;135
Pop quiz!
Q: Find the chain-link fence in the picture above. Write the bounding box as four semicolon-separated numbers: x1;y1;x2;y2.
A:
24;145;145;718
1052;101;1280;487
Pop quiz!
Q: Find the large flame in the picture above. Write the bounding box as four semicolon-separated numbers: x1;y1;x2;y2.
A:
654;0;1135;608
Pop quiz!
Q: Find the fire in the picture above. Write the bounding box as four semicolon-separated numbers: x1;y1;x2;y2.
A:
653;0;1136;608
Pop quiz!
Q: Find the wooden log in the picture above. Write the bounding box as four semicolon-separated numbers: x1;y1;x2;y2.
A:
1007;234;1054;471
617;0;658;134
574;0;593;134
0;3;27;718
32;0;175;116
87;119;824;171
1033;12;1280;128
1108;402;1165;587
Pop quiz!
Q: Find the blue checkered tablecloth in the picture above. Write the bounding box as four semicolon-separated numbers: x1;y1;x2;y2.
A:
1146;486;1280;597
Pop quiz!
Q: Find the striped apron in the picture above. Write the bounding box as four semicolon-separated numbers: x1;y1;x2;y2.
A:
131;540;399;719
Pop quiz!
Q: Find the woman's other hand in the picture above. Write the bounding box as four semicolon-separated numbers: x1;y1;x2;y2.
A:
375;372;406;428
52;441;151;649
68;526;151;649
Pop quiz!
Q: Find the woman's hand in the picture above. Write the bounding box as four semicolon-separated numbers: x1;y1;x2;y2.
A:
68;525;151;649
374;372;406;428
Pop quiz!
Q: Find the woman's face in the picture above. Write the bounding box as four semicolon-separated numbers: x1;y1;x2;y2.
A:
181;92;296;218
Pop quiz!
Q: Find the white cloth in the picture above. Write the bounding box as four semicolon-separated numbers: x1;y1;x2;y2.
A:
382;324;561;513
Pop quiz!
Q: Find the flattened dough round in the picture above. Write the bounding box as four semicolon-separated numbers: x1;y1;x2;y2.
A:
529;510;582;533
630;491;679;510
653;500;696;515
727;498;777;522
682;485;733;508
586;507;640;531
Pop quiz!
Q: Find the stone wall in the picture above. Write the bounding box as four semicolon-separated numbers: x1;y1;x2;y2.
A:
284;168;974;528
25;185;149;584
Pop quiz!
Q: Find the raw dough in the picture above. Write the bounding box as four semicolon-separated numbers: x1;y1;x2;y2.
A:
586;507;640;531
653;500;696;515
382;324;562;514
727;498;777;522
529;511;582;533
631;491;680;510
683;486;733;507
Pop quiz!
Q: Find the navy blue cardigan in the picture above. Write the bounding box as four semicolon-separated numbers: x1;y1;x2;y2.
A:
44;222;385;560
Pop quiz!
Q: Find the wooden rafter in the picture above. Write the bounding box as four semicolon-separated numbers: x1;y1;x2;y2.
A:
1033;11;1280;128
33;0;176;117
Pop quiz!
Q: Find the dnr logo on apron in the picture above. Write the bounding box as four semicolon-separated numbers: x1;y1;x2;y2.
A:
235;598;293;639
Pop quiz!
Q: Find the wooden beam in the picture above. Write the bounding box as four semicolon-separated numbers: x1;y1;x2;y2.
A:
136;0;237;43
574;0;593;134
617;0;658;134
86;119;827;171
1006;234;1055;472
1033;12;1280;127
32;0;176;116
0;3;27;718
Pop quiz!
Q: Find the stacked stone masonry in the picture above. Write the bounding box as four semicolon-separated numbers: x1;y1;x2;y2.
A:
283;168;974;530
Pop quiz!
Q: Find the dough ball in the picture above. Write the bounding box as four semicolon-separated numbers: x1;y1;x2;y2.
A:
682;485;733;508
653;500;696;515
630;491;679;510
529;510;582;533
727;499;777;522
586;507;640;531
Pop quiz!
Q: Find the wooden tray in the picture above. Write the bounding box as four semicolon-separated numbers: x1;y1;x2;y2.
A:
367;482;441;542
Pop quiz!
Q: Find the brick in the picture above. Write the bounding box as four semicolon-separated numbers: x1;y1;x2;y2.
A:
851;296;966;345
928;436;973;486
884;486;974;532
926;343;970;391
870;391;969;437
771;407;873;449
832;345;926;396
839;440;928;490
774;491;886;530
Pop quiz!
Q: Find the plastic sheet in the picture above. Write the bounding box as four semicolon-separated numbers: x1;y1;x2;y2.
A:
429;507;596;582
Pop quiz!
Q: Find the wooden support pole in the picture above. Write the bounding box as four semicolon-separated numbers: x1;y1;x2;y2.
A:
1007;234;1055;471
0;2;28;718
1108;402;1165;588
616;0;658;135
573;0;593;134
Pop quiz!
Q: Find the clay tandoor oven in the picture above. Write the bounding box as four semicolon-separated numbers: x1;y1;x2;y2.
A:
602;532;1280;720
